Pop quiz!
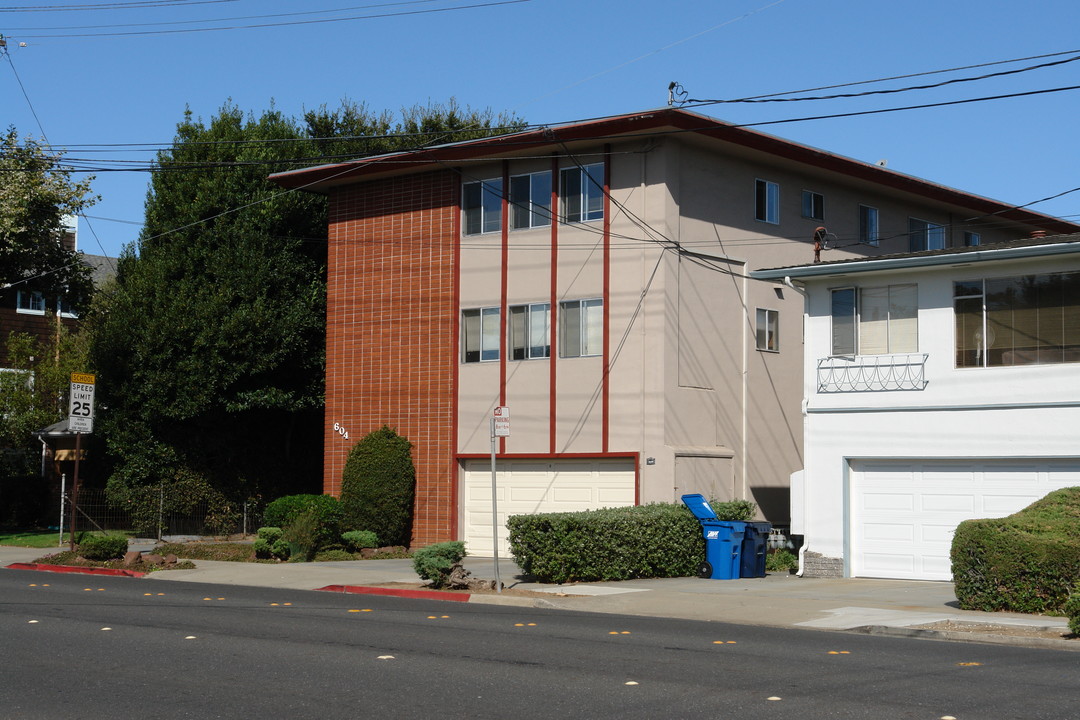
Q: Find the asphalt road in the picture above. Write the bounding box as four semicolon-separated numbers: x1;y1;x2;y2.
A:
1;569;1077;719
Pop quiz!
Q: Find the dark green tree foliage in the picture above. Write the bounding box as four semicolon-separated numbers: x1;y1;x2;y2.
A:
0;128;96;305
340;426;416;547
88;99;521;517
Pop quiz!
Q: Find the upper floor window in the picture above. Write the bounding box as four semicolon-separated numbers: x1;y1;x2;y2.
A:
57;296;77;318
510;171;552;230
954;272;1080;368
462;306;500;363
756;308;779;352
755;179;780;224
560;164;604;223
801;190;824;221
964;231;981;247
909;218;946;252
463;178;503;235
859;205;879;245
16;290;45;314
560;298;603;358
510;302;551;360
831;284;918;356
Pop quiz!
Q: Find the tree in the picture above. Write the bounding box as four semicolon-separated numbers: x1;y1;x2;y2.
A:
89;99;522;513
340;426;416;547
0;128;96;307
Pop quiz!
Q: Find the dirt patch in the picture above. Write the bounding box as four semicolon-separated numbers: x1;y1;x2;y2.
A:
915;619;1076;642
369;581;577;599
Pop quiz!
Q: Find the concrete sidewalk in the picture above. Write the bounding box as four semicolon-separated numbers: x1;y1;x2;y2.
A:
2;544;1073;649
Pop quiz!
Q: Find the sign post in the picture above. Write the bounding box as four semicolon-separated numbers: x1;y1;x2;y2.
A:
67;373;95;551
490;406;510;593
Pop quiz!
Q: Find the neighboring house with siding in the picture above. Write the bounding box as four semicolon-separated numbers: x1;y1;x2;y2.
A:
753;234;1080;581
270;107;1077;554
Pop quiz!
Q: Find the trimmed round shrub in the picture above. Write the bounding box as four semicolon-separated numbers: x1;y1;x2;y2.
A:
79;534;130;561
412;541;466;588
340;426;416;548
342;530;379;551
257;526;283;543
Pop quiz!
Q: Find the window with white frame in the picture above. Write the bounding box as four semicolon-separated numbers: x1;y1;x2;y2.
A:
16;290;45;314
909;218;946;252
830;284;918;356
954;272;1080;368
756;308;779;352
57;296;77;318
755;179;780;224
509;302;551;360
559;298;602;358
560;164;604;223
462;307;500;362
859;205;879;245
510;171;552;230
801;190;824;221
463;178;503;235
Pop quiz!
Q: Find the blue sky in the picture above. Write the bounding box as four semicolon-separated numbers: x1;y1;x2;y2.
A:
3;0;1079;259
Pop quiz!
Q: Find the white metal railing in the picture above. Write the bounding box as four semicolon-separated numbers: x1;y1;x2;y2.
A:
817;353;929;393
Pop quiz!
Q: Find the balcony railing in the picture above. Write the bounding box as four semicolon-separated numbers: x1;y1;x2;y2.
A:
817;353;929;393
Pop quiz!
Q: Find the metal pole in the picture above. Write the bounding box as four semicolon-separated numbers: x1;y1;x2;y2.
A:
490;417;502;593
158;484;164;542
58;473;66;547
68;433;81;552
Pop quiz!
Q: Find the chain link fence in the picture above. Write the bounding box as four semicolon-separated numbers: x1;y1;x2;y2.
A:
61;488;262;539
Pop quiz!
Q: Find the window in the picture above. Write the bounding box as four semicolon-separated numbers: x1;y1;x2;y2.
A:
57;296;77;318
510;171;552;230
509;303;551;359
831;284;918;356
801;190;824;221
756;308;779;352
462;307;500;363
909;218;946;252
955;272;1080;368
859;205;879;245
964;231;981;247
16;290;45;314
560;298;603;357
560;164;604;223
755;179;780;224
463;178;503;235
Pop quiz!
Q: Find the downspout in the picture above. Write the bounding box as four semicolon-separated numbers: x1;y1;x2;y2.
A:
781;275;811;577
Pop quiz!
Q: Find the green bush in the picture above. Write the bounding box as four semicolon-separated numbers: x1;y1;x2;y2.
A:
507;503;704;583
342;530;379;551
952;487;1080;614
78;534;130;561
263;494;343;546
257;526;283;543
766;549;798;572
313;549;357;562
252;537;273;559
412;541;466;588
283;507;321;562
1064;582;1080;636
708;499;757;521
270;538;290;560
340;426;416;548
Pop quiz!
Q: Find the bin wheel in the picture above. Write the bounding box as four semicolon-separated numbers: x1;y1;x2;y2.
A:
697;561;712;578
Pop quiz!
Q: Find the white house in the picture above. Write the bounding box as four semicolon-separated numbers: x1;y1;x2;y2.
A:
753;233;1080;581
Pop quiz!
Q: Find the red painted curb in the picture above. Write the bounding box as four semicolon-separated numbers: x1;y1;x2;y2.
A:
316;584;470;602
5;563;145;578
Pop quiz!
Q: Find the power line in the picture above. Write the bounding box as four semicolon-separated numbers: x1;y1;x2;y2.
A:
0;0;239;11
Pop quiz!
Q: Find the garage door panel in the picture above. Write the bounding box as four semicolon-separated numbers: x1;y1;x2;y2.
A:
852;459;1080;581
464;459;635;556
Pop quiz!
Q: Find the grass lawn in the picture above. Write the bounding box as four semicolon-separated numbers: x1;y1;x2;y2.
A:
0;531;67;549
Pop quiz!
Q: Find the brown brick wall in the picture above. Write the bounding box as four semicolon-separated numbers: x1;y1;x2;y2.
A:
325;170;458;547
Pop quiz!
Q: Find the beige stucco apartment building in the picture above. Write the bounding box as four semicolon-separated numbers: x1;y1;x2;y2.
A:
271;108;1076;553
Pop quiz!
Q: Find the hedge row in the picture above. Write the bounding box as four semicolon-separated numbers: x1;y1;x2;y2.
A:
951;487;1080;614
507;504;704;583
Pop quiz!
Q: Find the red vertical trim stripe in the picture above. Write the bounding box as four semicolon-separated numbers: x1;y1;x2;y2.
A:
499;161;510;454
549;154;559;455
451;173;462;540
601;145;612;453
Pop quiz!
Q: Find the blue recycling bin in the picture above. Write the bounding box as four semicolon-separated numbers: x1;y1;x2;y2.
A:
739;521;772;578
681;494;744;580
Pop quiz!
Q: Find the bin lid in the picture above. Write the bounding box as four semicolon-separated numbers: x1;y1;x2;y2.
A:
680;493;718;521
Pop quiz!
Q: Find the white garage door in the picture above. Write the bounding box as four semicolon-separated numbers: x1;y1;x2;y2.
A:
851;459;1080;581
463;459;636;556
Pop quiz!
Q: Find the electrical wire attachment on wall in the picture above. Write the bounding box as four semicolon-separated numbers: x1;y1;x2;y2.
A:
667;82;688;107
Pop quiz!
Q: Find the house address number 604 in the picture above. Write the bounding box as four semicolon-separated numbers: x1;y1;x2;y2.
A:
332;422;349;440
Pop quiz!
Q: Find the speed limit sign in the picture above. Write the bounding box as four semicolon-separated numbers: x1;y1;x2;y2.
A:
69;372;96;433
